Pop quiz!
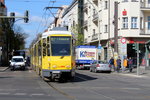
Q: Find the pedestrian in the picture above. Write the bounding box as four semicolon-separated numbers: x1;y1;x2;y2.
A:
109;57;115;71
128;57;133;72
116;56;121;73
123;57;128;71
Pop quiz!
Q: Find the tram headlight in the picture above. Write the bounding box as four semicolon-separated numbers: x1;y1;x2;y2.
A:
52;65;57;68
66;65;71;68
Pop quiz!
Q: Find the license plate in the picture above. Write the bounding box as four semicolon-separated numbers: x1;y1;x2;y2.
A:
52;71;60;73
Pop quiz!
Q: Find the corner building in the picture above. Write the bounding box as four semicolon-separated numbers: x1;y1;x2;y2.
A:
82;0;150;66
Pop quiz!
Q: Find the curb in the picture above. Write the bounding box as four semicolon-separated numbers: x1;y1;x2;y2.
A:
0;67;9;72
112;72;148;78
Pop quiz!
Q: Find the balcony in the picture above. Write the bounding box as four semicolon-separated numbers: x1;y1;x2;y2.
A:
83;20;88;28
91;33;98;41
84;38;88;44
83;3;88;12
93;13;98;23
93;0;98;6
141;2;150;12
0;7;7;16
140;29;150;35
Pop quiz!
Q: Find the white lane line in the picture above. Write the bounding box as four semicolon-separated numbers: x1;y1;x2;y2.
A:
0;93;10;95
76;76;88;81
14;93;27;96
122;88;141;90
30;93;44;96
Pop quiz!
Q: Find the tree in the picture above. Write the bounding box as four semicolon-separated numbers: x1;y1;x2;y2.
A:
71;24;84;46
0;18;28;65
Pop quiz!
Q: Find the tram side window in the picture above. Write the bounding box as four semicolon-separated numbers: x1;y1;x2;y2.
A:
38;41;41;56
43;38;46;56
72;39;75;56
47;37;50;56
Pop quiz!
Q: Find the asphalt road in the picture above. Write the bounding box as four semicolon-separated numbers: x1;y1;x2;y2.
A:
0;68;150;100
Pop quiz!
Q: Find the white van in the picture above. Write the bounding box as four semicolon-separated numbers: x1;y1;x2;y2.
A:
10;56;26;71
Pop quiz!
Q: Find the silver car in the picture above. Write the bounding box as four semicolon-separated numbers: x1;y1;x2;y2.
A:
90;60;111;73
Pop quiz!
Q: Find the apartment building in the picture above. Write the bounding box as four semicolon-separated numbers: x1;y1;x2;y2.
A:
61;0;83;35
82;0;150;66
61;0;150;66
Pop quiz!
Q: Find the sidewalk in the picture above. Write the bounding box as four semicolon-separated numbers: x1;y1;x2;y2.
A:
0;66;9;72
112;67;150;78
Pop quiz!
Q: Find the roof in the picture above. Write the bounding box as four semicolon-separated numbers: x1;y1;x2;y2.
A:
42;27;75;38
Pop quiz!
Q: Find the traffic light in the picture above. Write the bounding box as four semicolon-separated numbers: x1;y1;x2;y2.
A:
24;10;29;23
132;43;137;50
10;12;15;23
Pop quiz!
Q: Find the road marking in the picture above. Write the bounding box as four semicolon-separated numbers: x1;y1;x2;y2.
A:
0;93;10;95
122;88;141;90
30;93;44;96
14;93;27;96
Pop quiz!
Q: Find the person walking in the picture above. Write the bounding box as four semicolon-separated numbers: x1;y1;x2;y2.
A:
128;57;133;72
123;57;128;71
116;57;121;73
109;57;115;71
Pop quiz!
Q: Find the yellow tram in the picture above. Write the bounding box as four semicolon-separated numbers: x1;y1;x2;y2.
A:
30;27;76;80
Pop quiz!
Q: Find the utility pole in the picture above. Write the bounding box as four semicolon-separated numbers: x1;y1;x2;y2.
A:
45;7;63;27
114;2;118;54
136;43;139;75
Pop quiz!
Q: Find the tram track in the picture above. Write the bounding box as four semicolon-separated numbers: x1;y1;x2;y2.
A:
45;72;117;100
47;81;77;100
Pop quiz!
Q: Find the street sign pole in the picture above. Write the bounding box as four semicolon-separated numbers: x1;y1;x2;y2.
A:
137;43;139;75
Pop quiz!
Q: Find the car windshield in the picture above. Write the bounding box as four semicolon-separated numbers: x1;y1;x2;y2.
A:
51;36;71;56
12;58;24;62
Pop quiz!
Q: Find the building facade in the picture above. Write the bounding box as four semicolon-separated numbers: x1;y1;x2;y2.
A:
82;0;150;66
61;0;150;67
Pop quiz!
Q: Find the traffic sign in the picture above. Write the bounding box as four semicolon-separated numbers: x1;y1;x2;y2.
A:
121;38;126;44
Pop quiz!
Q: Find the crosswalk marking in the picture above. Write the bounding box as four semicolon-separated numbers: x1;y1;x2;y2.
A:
14;93;27;95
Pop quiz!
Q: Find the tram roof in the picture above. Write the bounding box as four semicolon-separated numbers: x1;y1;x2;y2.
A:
42;28;75;38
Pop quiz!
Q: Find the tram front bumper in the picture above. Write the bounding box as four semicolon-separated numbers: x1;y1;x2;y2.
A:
42;69;74;78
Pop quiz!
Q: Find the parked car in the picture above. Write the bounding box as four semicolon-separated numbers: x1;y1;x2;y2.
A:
9;56;26;71
90;60;111;73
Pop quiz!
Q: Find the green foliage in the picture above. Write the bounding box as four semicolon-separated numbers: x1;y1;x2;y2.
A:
71;24;84;46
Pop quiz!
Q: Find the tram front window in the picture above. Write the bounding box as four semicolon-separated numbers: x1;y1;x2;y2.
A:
51;36;71;56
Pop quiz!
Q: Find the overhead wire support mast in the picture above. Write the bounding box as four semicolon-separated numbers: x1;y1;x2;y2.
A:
45;6;63;27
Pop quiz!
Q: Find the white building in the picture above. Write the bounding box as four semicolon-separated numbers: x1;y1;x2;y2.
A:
62;0;150;66
61;0;79;32
83;0;150;65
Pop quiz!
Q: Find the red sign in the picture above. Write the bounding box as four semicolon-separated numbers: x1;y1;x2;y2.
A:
122;9;127;16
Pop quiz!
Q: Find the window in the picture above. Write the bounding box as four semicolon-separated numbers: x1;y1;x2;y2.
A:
122;0;128;2
122;17;128;29
131;17;137;28
93;29;95;34
131;0;138;2
105;25;108;32
105;1;108;9
148;16;150;30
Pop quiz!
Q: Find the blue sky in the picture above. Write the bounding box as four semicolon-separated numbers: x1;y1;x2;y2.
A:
5;0;73;48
